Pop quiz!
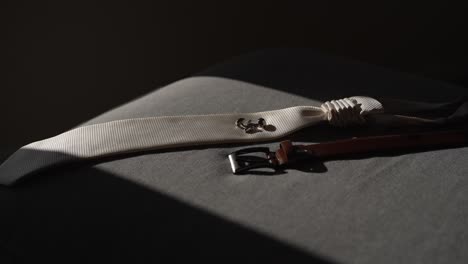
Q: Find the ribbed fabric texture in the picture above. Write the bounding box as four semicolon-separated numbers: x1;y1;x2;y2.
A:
0;96;382;185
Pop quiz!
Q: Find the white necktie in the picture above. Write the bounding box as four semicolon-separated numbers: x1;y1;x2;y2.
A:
0;96;385;185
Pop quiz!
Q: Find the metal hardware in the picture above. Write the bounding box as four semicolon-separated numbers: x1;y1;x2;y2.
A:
236;118;267;134
228;147;278;174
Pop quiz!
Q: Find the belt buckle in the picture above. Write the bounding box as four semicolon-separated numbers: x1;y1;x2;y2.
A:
228;147;278;174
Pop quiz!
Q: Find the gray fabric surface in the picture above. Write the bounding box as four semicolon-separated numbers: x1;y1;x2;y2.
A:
1;49;467;263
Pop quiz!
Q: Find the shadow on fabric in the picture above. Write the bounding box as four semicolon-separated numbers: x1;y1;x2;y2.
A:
0;152;334;263
196;49;467;103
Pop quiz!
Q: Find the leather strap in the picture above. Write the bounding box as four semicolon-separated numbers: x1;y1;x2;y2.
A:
275;129;468;166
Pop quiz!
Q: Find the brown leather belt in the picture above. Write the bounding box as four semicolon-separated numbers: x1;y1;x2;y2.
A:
228;129;468;174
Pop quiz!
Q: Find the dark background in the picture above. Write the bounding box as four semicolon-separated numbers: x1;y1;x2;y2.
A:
1;1;467;153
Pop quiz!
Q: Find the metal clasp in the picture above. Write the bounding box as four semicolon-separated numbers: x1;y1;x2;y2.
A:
228;147;278;174
236;118;267;134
